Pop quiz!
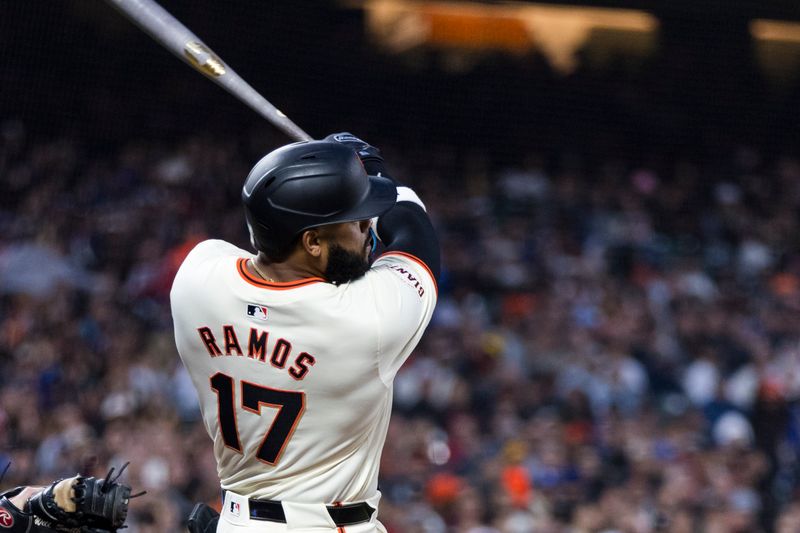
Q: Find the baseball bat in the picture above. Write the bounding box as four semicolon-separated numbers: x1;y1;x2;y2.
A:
105;0;313;142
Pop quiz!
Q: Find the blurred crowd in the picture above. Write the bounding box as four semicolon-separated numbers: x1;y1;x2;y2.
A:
2;117;800;533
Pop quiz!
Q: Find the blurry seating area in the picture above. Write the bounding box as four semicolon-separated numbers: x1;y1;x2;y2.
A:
3;2;800;531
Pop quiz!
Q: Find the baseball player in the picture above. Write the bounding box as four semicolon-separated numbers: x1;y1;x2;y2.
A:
171;133;439;532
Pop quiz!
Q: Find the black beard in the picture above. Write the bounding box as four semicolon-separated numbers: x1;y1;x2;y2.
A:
324;243;370;285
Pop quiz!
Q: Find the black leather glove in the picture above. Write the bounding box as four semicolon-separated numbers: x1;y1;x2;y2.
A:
324;132;393;181
28;470;136;532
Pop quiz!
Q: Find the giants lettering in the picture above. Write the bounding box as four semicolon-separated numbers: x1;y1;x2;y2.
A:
196;326;315;380
389;265;425;297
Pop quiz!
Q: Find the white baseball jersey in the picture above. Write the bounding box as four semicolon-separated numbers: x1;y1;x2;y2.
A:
170;239;436;504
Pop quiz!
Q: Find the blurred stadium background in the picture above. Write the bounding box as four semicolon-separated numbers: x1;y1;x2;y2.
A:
2;1;800;531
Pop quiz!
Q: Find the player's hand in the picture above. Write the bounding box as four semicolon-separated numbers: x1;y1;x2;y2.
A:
323;132;393;181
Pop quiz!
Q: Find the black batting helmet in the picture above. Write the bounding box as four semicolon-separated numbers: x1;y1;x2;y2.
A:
242;140;396;258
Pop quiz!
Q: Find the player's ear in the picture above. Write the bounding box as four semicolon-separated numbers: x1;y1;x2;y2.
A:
301;229;323;257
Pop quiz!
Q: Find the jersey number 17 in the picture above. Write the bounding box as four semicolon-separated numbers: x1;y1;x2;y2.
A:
210;372;305;465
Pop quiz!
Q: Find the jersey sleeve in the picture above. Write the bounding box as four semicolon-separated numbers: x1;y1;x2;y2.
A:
366;252;438;385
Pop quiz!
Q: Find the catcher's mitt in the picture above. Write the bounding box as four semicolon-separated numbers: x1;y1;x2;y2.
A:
28;463;143;532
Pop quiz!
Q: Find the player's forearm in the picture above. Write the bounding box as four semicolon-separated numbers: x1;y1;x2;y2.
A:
377;202;440;279
366;155;440;279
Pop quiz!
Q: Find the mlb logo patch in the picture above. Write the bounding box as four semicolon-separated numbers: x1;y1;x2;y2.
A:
230;501;241;517
247;304;268;321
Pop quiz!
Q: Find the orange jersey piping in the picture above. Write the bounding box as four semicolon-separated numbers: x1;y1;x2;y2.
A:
236;258;324;290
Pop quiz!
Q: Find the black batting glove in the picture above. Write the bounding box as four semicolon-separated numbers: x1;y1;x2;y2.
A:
187;502;219;533
324;132;394;182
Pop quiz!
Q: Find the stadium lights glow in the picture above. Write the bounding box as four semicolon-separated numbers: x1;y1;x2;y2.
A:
751;19;800;43
353;0;658;73
750;19;800;82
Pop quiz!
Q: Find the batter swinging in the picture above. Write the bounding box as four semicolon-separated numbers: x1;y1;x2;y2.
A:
171;133;439;532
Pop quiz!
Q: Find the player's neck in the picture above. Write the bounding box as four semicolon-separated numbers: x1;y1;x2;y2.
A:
251;254;324;282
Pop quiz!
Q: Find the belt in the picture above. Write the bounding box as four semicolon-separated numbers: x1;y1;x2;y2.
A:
248;499;375;526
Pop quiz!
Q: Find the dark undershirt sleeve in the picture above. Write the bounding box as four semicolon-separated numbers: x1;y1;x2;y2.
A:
376;202;440;280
